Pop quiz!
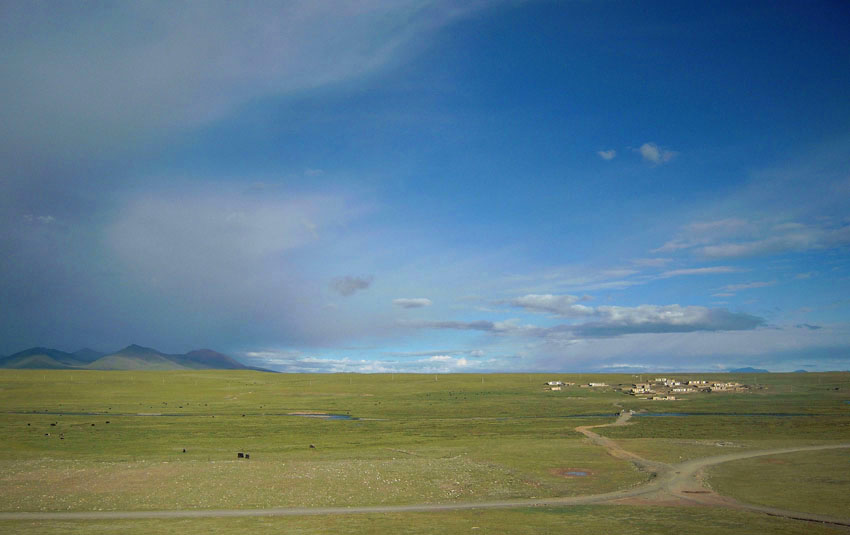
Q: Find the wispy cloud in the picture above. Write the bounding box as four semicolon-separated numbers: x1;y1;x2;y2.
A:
699;224;850;258
657;266;740;278
718;280;776;293
506;266;642;293
23;214;56;225
597;149;616;160
393;297;433;308
637;142;676;164
0;1;487;163
654;171;850;260
509;294;594;317
653;218;755;253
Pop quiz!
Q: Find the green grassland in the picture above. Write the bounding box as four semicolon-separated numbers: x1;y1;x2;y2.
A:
0;370;848;533
707;448;850;518
3;506;847;535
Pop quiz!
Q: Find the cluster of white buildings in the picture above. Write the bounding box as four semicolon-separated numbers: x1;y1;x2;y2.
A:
543;377;748;397
628;378;746;398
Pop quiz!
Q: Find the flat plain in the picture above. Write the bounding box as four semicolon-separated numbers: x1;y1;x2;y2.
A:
1;370;848;533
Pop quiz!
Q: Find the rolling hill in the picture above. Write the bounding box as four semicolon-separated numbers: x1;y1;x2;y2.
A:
0;347;87;369
0;344;270;371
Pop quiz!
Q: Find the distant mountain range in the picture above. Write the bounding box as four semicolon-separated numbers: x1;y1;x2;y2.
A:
0;344;272;372
726;367;770;373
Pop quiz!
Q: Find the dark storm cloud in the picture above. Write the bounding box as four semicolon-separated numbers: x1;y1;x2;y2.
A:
0;1;481;354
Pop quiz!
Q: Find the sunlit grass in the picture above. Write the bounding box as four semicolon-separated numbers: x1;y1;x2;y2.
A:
0;369;848;533
2;506;845;535
707;448;850;518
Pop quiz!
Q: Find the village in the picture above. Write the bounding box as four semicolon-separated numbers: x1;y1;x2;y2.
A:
545;377;751;400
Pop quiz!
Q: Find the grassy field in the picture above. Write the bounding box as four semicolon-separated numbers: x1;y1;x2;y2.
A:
707;448;850;518
0;370;848;533
2;506;847;535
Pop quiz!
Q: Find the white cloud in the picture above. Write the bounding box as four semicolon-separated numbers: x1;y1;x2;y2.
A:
652;239;691;253
698;224;850;258
580;304;763;335
509;294;594;317
653;148;850;262
597;149;616;160
415;301;764;339
654;218;757;253
403;319;545;337
686;218;751;234
393;297;433;308
23;214;55;224
243;349;495;373
637;142;676;164
507;266;642;293
384;348;485;358
657;266;740;278
718;280;776;292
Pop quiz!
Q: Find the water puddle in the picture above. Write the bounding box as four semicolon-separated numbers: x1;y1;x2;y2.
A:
551;468;593;478
287;413;358;420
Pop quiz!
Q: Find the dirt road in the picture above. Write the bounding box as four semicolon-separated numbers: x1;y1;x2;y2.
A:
2;413;848;525
579;411;850;526
652;443;850;526
575;410;665;473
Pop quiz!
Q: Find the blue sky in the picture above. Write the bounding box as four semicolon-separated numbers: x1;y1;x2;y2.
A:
2;1;849;372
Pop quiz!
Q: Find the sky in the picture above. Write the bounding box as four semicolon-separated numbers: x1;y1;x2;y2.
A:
2;0;849;373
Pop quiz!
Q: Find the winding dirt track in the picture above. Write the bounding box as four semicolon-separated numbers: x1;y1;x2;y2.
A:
578;411;850;526
2;412;848;525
